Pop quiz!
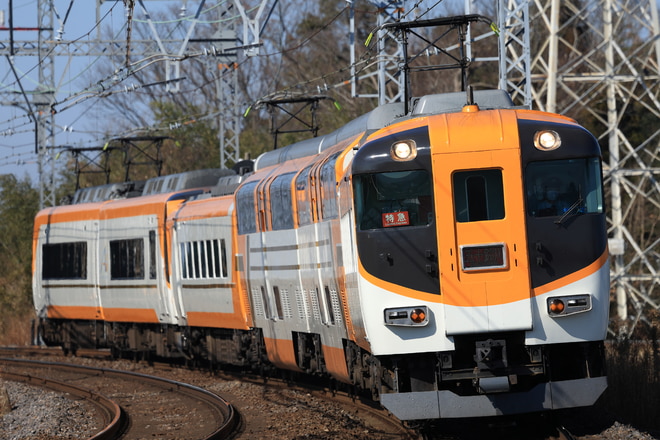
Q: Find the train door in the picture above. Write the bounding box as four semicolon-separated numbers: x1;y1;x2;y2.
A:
433;148;533;335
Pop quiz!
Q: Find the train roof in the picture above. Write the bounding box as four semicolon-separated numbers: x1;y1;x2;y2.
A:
253;102;406;171
71;181;144;204
142;168;235;196
411;89;515;115
252;89;516;170
70;168;236;204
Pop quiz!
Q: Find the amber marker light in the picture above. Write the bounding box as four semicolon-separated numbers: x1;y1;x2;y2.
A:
534;130;562;151
410;308;426;323
391;140;417;161
548;298;566;315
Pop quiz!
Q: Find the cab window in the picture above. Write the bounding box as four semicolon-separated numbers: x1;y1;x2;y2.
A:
525;158;603;217
354;170;433;230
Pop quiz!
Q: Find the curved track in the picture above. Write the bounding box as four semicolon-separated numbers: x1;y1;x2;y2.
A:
0;366;125;440
0;356;239;440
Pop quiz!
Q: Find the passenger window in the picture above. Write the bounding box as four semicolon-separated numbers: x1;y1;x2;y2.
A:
296;167;313;226
42;242;87;280
149;230;157;279
236;181;258;234
354;170;433;230
453;169;505;222
320;155;339;219
110;238;144;279
270;173;295;230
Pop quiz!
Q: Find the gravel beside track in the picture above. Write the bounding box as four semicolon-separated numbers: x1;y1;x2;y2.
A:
0;380;103;440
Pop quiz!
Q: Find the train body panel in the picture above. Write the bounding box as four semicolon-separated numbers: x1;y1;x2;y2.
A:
237;146;352;379
169;196;250;330
380;376;608;419
96;214;165;324
430;110;533;335
95;194;187;325
526;251;610;344
34;207;103;321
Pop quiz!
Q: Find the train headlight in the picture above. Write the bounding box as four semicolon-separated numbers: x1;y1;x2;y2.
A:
534;130;562;151
384;306;429;326
391;140;417;161
547;294;592;317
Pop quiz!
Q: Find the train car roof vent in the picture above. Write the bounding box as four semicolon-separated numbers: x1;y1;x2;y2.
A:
142;168;236;196
411;89;514;116
71;181;144;204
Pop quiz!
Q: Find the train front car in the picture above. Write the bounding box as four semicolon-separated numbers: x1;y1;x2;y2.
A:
348;91;609;419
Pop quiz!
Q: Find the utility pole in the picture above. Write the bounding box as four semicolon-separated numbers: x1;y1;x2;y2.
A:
36;0;56;208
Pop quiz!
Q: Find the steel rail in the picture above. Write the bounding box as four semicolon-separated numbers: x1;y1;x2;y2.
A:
0;357;239;440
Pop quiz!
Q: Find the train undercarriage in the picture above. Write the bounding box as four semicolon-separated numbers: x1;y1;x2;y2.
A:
37;318;605;412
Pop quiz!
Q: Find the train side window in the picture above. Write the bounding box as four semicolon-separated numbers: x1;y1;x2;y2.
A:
42;241;87;280
192;242;201;278
198;241;207;278
273;286;284;320
320;155;339;219
149;230;157;279
354;170;433;230
186;242;194;278
237;181;258;234
110;238;144;279
180;242;188;279
220;239;228;278
270;173;295;230
180;239;228;280
453;169;505;222
296;167;313;226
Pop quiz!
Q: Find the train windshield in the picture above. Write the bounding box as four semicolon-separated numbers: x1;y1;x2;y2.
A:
353;170;433;230
525;157;603;218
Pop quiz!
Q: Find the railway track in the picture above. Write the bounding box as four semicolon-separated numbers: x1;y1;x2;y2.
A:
0;366;125;439
0;346;580;439
0;356;239;440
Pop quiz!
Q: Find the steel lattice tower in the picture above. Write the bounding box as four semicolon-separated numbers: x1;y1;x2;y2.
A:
525;0;660;331
355;0;659;333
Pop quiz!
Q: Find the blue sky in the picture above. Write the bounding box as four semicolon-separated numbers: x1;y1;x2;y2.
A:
0;0;216;181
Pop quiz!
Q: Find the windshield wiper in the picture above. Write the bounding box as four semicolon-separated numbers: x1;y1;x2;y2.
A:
554;197;584;225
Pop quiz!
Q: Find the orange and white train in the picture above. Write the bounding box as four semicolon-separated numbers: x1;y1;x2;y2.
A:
33;88;609;419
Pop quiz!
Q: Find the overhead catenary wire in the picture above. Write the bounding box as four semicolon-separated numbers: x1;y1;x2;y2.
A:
0;1;453;174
